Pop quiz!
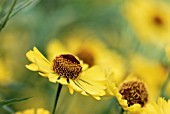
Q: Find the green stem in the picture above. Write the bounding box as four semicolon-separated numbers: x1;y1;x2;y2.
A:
52;83;63;114
0;0;18;31
9;0;35;19
120;107;125;114
3;105;15;114
160;71;170;97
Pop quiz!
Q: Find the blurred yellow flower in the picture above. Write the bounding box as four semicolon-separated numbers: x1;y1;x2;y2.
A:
123;0;170;45
67;37;125;85
15;108;50;114
47;30;125;85
0;58;12;85
108;79;148;114
141;97;170;114
26;47;106;100
129;55;168;101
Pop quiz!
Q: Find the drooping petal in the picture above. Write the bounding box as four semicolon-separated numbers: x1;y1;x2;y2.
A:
26;47;52;74
33;47;50;64
46;73;68;85
25;63;38;71
80;66;106;81
68;66;107;99
67;85;74;94
76;79;106;96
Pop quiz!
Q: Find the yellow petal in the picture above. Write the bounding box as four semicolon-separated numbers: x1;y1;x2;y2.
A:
76;79;106;96
67;85;74;94
26;50;35;63
47;73;68;85
26;47;52;73
80;60;89;71
25;64;38;71
80;65;106;81
38;72;48;77
33;47;50;64
68;79;105;99
126;104;142;114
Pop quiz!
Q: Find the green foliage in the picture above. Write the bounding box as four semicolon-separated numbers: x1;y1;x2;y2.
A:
0;0;39;31
0;96;32;107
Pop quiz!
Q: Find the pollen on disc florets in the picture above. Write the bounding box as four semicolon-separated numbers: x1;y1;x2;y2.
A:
52;54;82;80
119;81;148;107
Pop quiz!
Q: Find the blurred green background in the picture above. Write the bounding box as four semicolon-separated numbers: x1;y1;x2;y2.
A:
1;0;170;114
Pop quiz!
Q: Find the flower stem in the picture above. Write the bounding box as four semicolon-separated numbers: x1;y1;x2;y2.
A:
160;71;170;97
120;107;125;114
52;83;63;114
0;0;18;32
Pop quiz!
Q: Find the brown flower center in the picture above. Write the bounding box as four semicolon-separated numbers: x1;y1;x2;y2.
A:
153;15;163;26
76;49;94;67
119;81;148;107
53;54;82;80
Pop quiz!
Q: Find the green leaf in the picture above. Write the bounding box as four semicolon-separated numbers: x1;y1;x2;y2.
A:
0;0;40;31
0;0;17;31
0;96;32;107
8;0;40;18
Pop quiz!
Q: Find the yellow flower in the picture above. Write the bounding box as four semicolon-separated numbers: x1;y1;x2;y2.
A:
26;47;106;100
108;78;148;114
123;0;170;45
15;108;50;114
129;54;168;101
141;97;170;114
47;31;125;85
0;58;12;85
67;37;125;85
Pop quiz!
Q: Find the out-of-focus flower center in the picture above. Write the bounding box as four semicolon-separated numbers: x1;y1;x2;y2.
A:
76;49;94;67
119;81;148;107
53;54;82;80
153;15;163;26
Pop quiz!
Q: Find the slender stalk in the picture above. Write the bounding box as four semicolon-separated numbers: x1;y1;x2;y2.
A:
120;107;125;114
160;71;170;97
52;83;63;114
3;105;15;114
9;0;34;18
0;0;17;31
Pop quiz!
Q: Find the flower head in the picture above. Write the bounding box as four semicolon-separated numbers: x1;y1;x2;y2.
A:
109;78;148;114
47;36;125;85
129;55;168;101
119;80;148;107
123;0;170;45
15;108;50;114
26;47;106;100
